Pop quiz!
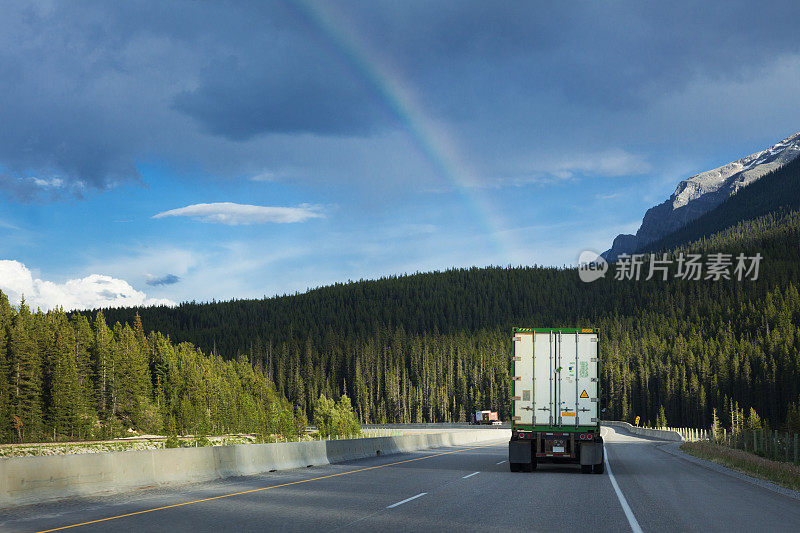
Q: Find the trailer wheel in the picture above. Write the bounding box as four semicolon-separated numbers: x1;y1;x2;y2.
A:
593;462;605;474
530;460;537;471
509;462;521;472
581;464;592;474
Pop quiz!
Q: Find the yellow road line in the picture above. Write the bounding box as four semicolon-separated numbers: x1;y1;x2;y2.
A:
36;441;502;532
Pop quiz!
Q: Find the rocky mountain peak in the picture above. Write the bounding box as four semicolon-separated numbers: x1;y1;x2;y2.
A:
602;131;800;261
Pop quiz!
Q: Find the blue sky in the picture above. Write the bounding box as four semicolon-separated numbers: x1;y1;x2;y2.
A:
1;1;800;310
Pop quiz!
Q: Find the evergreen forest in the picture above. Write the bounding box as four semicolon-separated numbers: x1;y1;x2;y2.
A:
3;158;800;443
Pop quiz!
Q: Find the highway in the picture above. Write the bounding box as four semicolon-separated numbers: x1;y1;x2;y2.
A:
3;425;800;532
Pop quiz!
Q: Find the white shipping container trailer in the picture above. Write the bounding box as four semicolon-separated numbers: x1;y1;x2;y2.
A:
508;328;604;473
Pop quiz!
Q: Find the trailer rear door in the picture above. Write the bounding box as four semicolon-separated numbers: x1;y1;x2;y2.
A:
514;329;598;428
532;332;555;426
558;332;599;427
512;333;534;425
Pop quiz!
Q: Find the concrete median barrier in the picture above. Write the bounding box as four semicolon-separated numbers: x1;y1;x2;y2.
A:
603;420;684;441
0;427;509;508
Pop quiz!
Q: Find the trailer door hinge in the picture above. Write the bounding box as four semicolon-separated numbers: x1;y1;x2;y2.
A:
590;377;599;382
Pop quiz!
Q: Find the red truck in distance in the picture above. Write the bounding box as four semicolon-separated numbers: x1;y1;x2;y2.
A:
471;410;501;425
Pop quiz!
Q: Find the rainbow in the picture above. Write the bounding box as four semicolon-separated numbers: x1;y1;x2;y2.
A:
291;0;516;263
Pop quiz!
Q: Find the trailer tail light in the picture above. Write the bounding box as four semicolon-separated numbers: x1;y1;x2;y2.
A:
578;433;593;440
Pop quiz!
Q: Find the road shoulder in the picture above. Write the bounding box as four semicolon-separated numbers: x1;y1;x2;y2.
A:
657;442;800;501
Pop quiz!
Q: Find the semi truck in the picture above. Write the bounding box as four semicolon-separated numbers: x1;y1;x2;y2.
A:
508;328;604;473
471;410;500;425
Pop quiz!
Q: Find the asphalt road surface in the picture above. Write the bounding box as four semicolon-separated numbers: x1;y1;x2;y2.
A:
3;425;800;532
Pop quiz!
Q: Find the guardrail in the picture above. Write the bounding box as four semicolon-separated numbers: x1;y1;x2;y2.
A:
672;427;711;442
627;423;800;465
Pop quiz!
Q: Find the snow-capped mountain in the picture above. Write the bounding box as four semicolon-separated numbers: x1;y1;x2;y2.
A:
602;131;800;261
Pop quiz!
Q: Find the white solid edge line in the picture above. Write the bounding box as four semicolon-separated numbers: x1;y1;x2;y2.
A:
604;445;643;533
496;460;507;464
462;471;480;479
386;492;427;509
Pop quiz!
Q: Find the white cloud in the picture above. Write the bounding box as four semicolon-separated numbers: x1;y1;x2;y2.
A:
249;172;276;182
84;246;198;286
152;202;323;225
0;260;175;311
596;192;620;200
0;218;18;230
30;177;65;188
529;150;652;181
464;149;652;190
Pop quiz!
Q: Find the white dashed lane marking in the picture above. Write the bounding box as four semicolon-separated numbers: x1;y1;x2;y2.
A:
386;493;427;509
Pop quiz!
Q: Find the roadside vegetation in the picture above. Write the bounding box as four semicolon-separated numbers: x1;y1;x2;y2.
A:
669;408;800;491
0;299;312;444
0;426;403;458
0;434;259;457
313;393;361;438
681;440;800;492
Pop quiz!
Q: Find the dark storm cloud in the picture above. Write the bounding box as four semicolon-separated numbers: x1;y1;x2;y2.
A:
0;0;799;199
146;274;181;286
172;54;385;139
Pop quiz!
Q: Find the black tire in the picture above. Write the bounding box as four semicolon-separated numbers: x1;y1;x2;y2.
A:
530;460;537;471
510;462;521;472
581;464;592;474
522;462;533;472
593;462;605;474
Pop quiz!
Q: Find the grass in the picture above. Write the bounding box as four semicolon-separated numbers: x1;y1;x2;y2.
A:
0;440;169;458
0;428;404;458
681;440;800;492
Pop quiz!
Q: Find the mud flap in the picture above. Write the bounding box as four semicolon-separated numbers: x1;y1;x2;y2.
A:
579;442;604;465
509;439;532;464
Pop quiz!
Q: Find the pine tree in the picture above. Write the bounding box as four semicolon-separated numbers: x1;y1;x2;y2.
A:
113;324;150;429
49;327;84;439
0;291;12;441
747;407;763;432
8;301;44;441
93;311;113;419
785;398;800;433
656;405;668;428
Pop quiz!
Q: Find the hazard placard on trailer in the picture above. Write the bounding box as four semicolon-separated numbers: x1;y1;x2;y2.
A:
580;389;589;399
